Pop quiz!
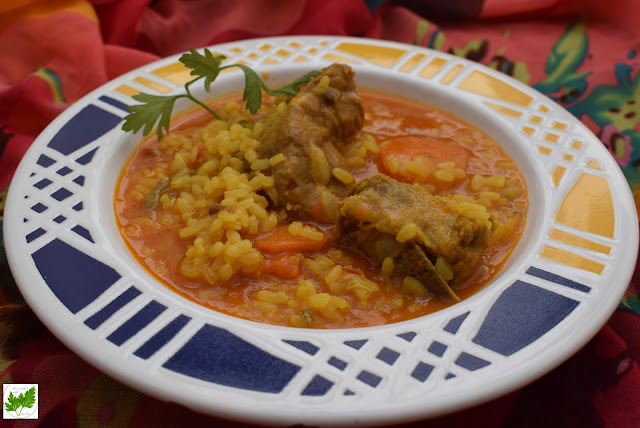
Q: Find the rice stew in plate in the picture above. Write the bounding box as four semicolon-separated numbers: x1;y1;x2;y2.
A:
115;64;527;328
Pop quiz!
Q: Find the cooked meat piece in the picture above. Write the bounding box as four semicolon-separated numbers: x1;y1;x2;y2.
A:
257;64;364;223
336;174;493;301
394;244;458;301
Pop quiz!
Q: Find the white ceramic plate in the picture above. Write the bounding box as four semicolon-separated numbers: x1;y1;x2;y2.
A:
4;37;638;426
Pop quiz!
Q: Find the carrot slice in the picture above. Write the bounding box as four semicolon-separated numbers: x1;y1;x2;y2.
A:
262;253;302;279
379;136;470;173
253;225;330;254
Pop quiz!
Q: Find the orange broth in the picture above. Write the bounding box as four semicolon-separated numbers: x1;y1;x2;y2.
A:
115;90;527;328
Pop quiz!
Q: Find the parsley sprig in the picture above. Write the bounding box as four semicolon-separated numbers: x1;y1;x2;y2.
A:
122;48;320;141
4;386;36;417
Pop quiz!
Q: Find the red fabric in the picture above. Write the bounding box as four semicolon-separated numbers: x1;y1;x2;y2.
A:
2;0;640;426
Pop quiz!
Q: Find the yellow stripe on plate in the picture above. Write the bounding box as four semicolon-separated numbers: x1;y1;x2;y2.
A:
441;64;464;84
484;102;523;118
555;173;615;238
133;77;170;94
322;53;360;64
116;85;139;97
420;58;447;78
540;246;605;274
587;160;602;170
459;70;533;107
545;133;560;143
552;166;566;187
538;146;552;155
522;126;535;136
335;42;407;67
151;62;193;86
549;229;611;255
399;53;426;72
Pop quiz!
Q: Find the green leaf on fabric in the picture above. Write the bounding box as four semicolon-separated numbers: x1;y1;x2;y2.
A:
619;293;640;316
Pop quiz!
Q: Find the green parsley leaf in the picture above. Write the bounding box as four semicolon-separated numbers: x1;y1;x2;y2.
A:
22;387;36;409
5;392;19;413
4;387;35;416
267;70;322;96
233;64;264;114
179;49;225;92
122;93;179;141
121;47;320;141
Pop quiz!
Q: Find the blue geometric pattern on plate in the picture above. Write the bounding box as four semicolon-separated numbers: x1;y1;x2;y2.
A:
344;339;368;350
472;280;579;356
36;154;56;167
107;300;167;346
411;361;434;382
33;179;52;190
428;341;448;357
357;370;382;387
526;266;591;293
327;356;348;371
444;311;470;334
98;95;131;113
283;340;320;355
301;375;334;396
31;238;121;314
455;352;491;371
163;324;301;393
396;331;417;342
30;202;47;213
56;166;73;176
47;105;121;155
26;228;46;243
84;286;142;329
376;347;400;365
76;147;99;165
71;225;94;242
50;187;73;201
134;314;191;360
